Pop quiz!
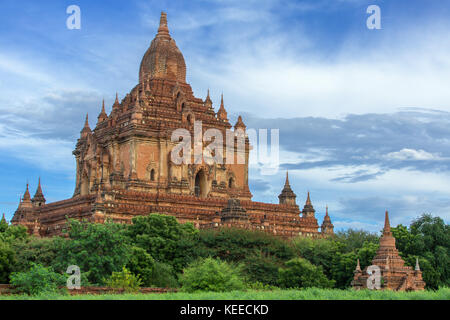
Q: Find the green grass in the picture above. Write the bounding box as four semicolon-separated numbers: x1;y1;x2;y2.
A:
1;288;449;300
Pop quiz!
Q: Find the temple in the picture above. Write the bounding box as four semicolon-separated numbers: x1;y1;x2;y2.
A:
11;12;333;238
351;211;426;291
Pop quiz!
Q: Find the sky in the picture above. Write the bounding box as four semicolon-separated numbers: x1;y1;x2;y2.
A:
0;0;450;233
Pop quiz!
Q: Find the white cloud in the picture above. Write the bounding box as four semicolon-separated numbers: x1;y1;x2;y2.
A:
385;148;441;161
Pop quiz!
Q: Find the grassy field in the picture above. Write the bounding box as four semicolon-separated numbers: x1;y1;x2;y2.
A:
0;288;448;300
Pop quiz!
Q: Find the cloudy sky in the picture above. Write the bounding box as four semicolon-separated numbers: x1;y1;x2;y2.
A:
0;0;449;232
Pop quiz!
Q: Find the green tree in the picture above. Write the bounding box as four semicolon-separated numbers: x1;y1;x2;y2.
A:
278;257;335;289
148;261;179;288
334;229;379;253
292;237;341;280
10;263;66;295
0;241;16;283
392;214;449;289
104;267;142;293
331;251;358;289
241;252;281;286
11;237;59;273
125;246;155;287
196;228;295;263
126;214;198;274
180;257;245;292
52;219;129;285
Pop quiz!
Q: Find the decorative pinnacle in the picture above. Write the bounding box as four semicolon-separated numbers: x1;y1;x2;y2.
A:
285;171;290;186
355;259;361;272
157;12;170;37
23;183;31;201
384;210;391;234
84;113;89;127
115;92;119;104
326;205;329;216
36;177;43;194
306;191;312;205
415;257;421;271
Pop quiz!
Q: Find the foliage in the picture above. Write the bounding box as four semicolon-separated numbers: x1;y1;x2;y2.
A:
241;252;281;286
278;258;335;289
9;263;66;295
180;257;245;293
292;237;341;280
51;219;130;285
334;229;379;253
0;224;29;243
126;246;155;287
0;241;16;283
196;228;296;263
148;261;179;288
11;237;59;273
392;214;450;289
126;214;198;274
104;267;142;293
1;287;449;300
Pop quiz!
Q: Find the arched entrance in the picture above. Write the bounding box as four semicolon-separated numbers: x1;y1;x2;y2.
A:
194;170;207;198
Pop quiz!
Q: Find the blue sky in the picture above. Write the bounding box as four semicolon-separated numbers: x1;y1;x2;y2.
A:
1;0;450;232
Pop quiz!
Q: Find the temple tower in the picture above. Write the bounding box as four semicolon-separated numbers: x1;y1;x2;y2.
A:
278;171;297;205
352;211;426;291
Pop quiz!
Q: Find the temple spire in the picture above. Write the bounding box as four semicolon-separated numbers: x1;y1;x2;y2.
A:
278;170;296;206
84;113;89;128
384;210;391;234
306;191;312;206
415;258;421;271
98;99;108;123
217;93;228;121
32;177;46;206
23;183;31;201
157;12;170;38
355;259;361;272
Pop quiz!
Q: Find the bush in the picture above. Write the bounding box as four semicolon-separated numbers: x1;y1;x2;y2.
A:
104;267;142;293
148;261;179;288
180;257;245;293
126;214;198;274
0;241;16;283
126;246;155;287
52;219;129;285
278;258;335;289
241;252;281;286
10;263;66;295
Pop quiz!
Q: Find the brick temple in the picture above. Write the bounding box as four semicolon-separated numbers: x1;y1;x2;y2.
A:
351;211;426;291
11;12;333;238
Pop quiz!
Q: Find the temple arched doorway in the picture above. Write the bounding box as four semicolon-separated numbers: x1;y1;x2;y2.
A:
194;170;207;198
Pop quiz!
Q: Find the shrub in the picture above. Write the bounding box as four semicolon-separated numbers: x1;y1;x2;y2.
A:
148;261;179;288
126;214;198;274
52;219;129;285
180;257;245;293
241;252;281;286
0;241;16;283
126;246;155;286
278;258;335;289
104;267;142;293
10;263;66;295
